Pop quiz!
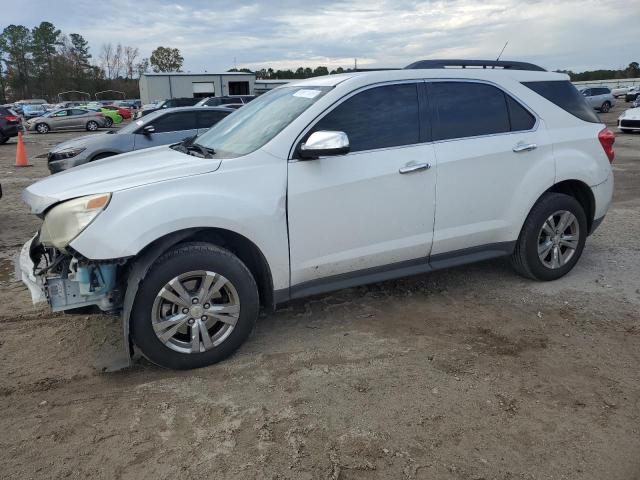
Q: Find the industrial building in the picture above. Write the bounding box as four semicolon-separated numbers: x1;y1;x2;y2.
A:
139;72;256;104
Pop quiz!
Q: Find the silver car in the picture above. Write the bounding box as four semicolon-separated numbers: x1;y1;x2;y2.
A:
47;106;233;173
580;87;615;113
26;108;108;134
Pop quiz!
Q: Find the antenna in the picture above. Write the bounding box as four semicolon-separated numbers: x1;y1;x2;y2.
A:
496;41;509;61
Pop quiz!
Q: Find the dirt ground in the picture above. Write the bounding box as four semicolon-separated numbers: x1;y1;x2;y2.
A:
0;103;639;480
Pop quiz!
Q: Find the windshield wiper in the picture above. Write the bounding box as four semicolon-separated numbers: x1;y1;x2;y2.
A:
189;142;215;158
170;136;215;158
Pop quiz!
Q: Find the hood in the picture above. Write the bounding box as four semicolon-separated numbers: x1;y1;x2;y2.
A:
621;107;640;120
23;145;222;214
50;132;116;152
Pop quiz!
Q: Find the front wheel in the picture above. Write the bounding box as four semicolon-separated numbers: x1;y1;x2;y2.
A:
130;243;259;369
36;123;49;134
104;117;113;128
86;120;99;131
600;101;611;113
511;192;587;281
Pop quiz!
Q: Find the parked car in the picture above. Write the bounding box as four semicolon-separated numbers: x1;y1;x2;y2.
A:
22;104;47;119
46;106;233;173
103;104;132;120
0;107;22;144
215;103;244;110
19;59;614;369
580;87;615;112
625;86;640;102
25;108;108;133
633;96;640;109
84;107;122;127
195;95;255;107
135;97;201;119
617;107;640;133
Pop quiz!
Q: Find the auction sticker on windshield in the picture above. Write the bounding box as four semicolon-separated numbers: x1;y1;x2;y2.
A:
293;89;322;99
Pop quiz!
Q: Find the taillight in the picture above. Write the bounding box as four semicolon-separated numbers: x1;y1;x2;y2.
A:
598;127;615;163
4;115;19;123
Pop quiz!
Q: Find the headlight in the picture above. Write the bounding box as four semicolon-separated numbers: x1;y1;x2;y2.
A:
40;193;111;250
50;147;86;161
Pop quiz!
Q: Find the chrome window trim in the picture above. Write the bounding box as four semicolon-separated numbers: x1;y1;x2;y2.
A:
288;77;541;160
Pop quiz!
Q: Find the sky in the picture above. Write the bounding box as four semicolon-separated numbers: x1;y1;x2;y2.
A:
4;0;640;73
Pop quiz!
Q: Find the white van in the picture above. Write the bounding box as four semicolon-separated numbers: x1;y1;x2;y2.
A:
19;60;615;369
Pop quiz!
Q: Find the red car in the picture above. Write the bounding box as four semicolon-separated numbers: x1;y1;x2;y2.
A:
103;104;132;120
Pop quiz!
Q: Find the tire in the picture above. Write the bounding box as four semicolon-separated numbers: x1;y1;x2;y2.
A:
36;123;49;134
130;242;259;369
86;120;99;131
600;101;611;113
0;135;8;145
621;129;632;134
511;192;587;281
104;117;113;128
91;152;116;162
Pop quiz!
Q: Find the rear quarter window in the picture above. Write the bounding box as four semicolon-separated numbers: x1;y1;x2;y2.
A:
522;80;600;123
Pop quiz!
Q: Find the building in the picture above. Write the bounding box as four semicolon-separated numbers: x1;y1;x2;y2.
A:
254;79;293;95
139;72;256;105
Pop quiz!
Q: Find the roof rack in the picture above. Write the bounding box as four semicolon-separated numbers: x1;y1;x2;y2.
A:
405;59;546;72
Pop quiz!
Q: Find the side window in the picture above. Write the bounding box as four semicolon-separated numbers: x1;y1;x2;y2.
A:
310;83;420;153
149;112;198;133
506;96;536;131
431;82;510;141
582;89;592;96
70;109;87;116
197;110;229;128
53;110;68;117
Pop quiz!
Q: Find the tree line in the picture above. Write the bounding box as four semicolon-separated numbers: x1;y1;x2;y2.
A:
229;66;350;79
556;62;640;82
0;21;187;103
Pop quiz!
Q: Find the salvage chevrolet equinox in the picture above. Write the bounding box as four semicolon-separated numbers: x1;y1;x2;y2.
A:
19;60;615;369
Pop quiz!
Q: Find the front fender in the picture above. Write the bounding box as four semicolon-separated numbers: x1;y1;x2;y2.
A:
70;157;289;290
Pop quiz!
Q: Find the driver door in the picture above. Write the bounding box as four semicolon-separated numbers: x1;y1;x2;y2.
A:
287;82;437;292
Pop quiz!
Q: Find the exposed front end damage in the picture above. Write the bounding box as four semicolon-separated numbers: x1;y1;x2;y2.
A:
18;233;123;313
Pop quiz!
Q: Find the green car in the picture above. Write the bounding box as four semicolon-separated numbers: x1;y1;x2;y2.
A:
80;105;123;127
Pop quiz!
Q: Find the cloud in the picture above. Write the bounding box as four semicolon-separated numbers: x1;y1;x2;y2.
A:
4;0;639;72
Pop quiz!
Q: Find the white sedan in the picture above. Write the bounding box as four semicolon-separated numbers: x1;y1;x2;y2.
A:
618;107;640;133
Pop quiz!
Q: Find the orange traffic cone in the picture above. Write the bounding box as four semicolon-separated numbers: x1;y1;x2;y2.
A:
15;131;31;167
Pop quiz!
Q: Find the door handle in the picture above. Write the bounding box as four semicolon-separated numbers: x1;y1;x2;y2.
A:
399;162;431;174
513;142;537;153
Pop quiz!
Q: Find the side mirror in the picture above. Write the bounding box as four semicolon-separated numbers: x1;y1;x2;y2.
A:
300;131;350;159
143;125;155;135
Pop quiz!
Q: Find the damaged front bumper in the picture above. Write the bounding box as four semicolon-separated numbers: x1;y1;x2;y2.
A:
16;234;121;312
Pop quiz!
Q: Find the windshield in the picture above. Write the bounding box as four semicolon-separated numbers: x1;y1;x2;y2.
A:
195;86;332;158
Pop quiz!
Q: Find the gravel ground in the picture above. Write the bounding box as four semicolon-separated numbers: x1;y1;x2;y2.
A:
0;105;639;480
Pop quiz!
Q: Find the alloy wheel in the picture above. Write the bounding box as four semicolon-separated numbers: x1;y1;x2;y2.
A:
151;270;241;354
537;210;580;269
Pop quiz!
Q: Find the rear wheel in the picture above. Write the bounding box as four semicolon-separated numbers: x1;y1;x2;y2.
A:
600;101;611;113
130;243;259;369
36;123;49;134
86;120;99;131
511;193;587;281
0;134;8;144
104;117;113;127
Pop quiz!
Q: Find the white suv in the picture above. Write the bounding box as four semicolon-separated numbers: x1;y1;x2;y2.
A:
19;60;615;369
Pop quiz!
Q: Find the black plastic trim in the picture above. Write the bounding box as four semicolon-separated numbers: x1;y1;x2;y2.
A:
589;215;605;235
277;241;517;304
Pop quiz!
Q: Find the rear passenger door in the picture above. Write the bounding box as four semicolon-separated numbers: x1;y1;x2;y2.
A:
427;81;554;261
69;109;89;128
134;111;199;148
197;110;229;134
288;82;437;287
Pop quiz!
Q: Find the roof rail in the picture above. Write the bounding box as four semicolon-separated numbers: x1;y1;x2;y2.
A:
405;59;546;72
